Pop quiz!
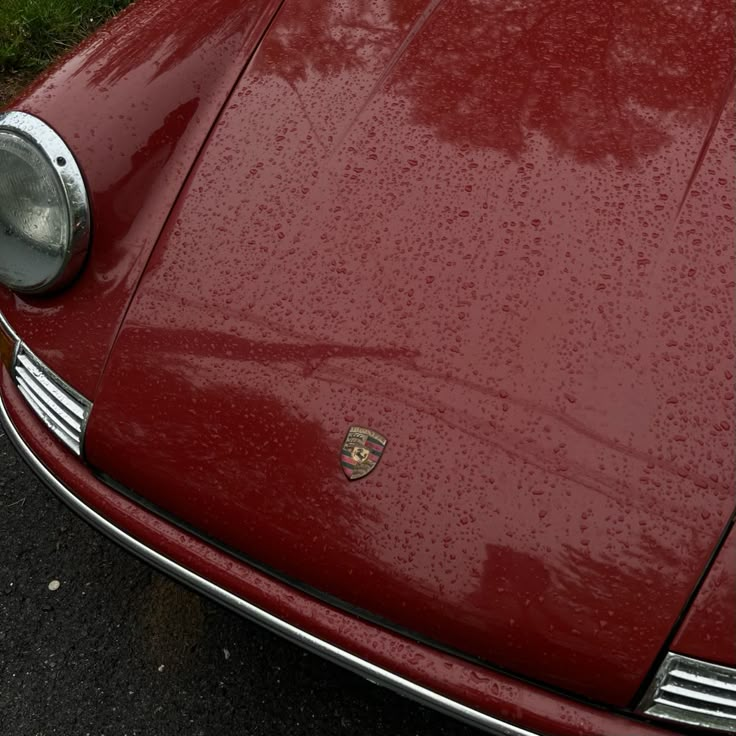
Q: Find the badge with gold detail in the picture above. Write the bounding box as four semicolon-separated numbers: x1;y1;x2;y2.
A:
340;426;387;480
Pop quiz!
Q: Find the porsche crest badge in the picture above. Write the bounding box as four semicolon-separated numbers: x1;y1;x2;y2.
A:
340;426;387;480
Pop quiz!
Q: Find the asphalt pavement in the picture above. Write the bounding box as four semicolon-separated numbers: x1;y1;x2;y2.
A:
0;431;476;736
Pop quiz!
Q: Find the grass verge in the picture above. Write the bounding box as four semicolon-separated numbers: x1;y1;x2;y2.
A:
0;0;133;104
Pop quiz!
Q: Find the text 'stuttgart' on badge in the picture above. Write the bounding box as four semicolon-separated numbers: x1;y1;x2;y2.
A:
340;426;388;480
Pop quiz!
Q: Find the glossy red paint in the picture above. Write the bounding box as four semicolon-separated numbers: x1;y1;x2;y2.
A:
0;0;284;399
672;524;736;668
0;372;681;735
81;0;736;709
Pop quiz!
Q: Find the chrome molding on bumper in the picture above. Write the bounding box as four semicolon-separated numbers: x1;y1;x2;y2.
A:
0;387;539;736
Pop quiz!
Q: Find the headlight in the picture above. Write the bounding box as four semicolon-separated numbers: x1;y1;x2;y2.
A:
0;111;90;294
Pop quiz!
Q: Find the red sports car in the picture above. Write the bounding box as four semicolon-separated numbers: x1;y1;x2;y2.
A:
1;0;734;733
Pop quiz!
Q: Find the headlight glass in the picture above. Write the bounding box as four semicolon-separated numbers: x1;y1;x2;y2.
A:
0;112;90;294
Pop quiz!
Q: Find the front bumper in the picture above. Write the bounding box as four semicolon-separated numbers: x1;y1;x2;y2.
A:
0;362;684;736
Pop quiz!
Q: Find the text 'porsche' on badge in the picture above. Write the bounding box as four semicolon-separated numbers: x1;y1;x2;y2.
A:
340;426;387;481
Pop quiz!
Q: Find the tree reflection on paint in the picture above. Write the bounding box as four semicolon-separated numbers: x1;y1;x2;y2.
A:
262;0;735;164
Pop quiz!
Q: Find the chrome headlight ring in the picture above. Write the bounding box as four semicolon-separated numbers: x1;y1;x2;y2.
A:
0;111;90;294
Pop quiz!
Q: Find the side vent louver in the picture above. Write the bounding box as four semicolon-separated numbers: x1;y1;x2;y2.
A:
640;653;736;732
12;345;92;456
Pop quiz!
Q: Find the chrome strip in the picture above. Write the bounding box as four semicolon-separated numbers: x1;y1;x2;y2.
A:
655;695;736;718
661;683;736;709
16;353;87;420
15;383;80;454
16;365;83;432
10;345;91;457
0;387;540;736
672;667;736;693
639;653;736;732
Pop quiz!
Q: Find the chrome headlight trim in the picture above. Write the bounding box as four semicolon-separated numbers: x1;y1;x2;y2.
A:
0;111;91;293
639;652;736;732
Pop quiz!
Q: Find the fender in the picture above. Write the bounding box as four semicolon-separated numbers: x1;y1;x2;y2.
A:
0;0;284;398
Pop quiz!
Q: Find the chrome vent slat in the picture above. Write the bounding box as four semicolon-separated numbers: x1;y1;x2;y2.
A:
10;345;91;456
17;384;80;454
16;376;81;447
662;682;736;709
16;365;83;433
646;702;735;729
671;668;736;693
16;353;86;419
640;653;736;732
655;696;736;719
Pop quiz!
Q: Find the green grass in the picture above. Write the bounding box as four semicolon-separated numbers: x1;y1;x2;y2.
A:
0;0;133;85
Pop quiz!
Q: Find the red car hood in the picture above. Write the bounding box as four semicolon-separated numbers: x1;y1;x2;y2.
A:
85;0;736;707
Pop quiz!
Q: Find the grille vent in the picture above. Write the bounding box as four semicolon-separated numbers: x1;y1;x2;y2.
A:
12;345;91;456
640;652;736;732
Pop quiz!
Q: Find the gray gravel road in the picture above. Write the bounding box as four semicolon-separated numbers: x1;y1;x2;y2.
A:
0;431;476;736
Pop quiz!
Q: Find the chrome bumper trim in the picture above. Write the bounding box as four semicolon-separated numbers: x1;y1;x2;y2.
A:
0;387;540;736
